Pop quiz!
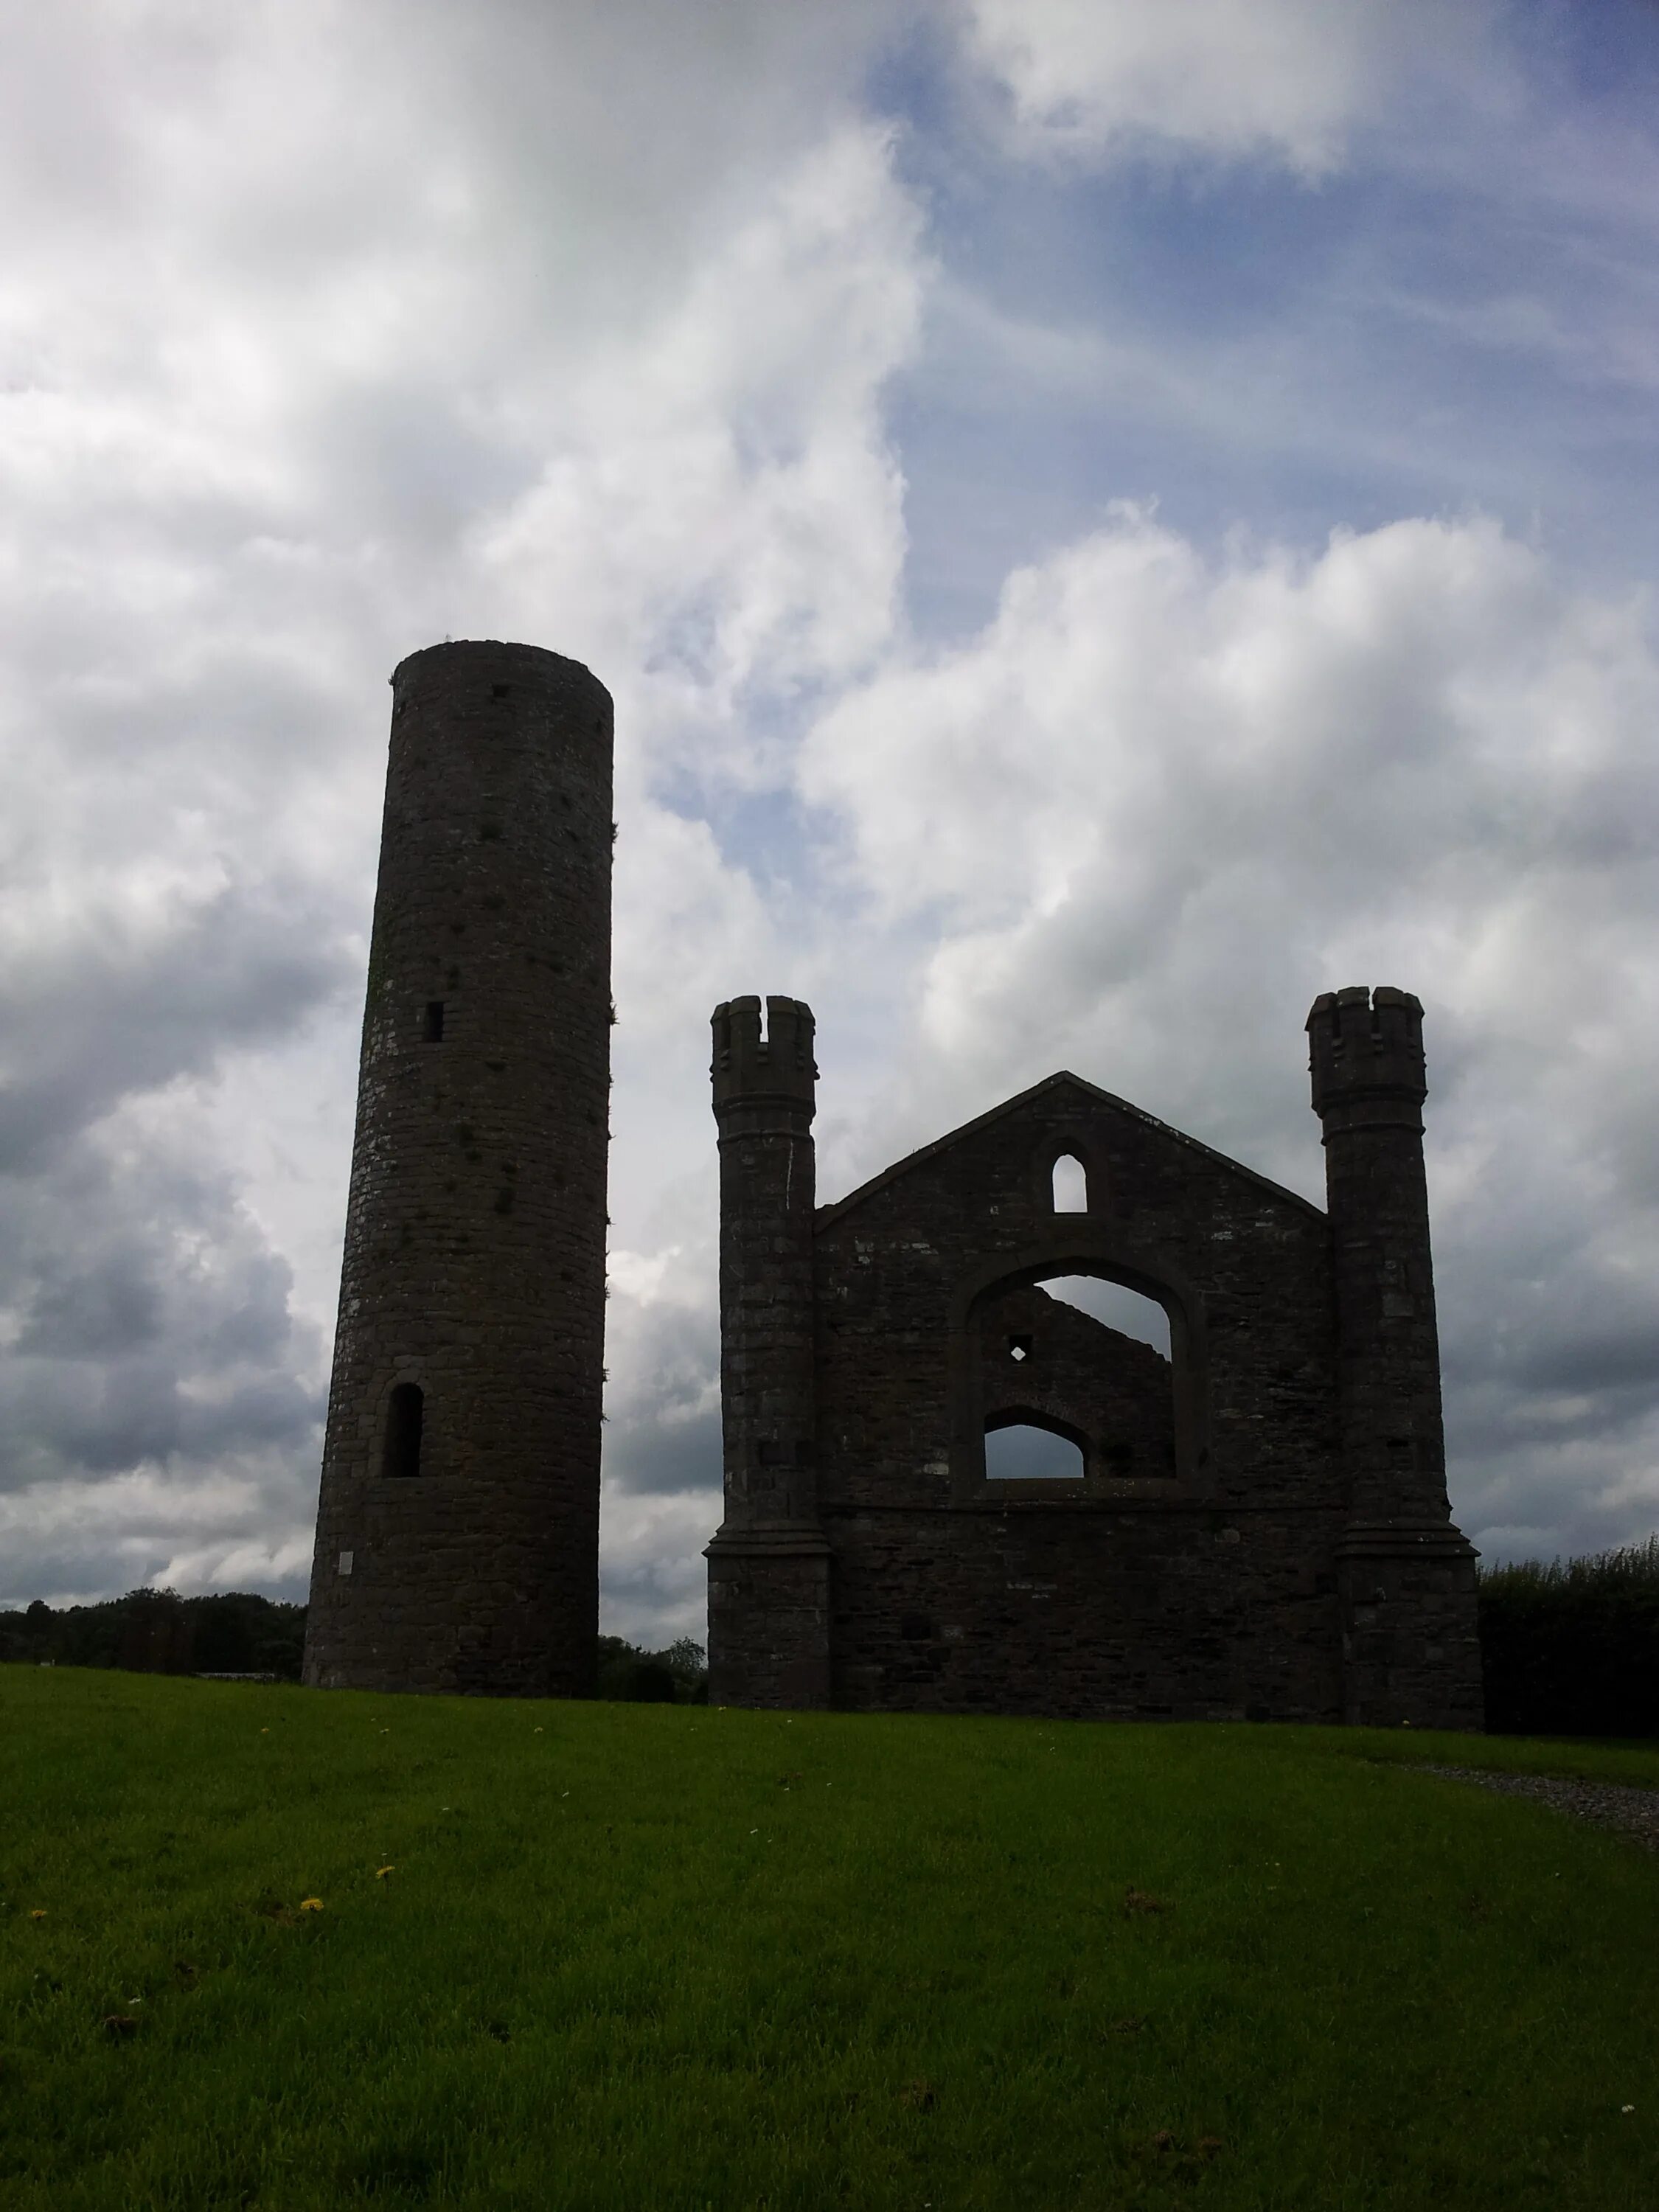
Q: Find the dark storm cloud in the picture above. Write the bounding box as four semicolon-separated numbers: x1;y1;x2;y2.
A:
0;886;347;1174
0;1124;327;1499
600;1277;721;1501
0;848;347;1528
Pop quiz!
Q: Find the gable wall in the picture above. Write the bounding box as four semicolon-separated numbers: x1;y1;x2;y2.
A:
812;1085;1346;1719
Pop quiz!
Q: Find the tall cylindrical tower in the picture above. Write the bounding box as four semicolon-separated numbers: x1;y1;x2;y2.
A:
1307;985;1482;1728
704;995;831;1708
304;641;612;1697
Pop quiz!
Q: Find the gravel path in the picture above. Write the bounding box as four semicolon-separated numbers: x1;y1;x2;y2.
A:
1407;1763;1659;1853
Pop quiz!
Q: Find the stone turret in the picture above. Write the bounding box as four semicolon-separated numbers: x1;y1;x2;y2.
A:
704;995;830;1707
303;640;612;1697
1308;986;1482;1728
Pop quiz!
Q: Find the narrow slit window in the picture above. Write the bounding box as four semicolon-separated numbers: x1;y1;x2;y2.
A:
424;1001;445;1043
382;1383;425;1478
1051;1153;1088;1212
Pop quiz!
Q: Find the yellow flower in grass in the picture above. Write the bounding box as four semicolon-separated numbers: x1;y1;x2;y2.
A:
299;1897;324;1913
29;1909;46;1921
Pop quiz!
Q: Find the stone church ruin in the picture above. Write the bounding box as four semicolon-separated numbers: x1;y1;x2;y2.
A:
705;990;1484;1728
301;638;1481;1728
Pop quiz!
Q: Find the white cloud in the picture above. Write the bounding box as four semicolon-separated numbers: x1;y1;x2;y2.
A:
961;0;1500;174
3;0;1656;1644
468;119;924;770
598;1489;722;1649
0;1454;319;1610
799;506;1659;1559
0;1;928;1620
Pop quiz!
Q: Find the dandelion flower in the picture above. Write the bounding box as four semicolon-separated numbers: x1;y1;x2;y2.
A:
376;1866;396;1879
299;1897;324;1913
29;1910;46;1921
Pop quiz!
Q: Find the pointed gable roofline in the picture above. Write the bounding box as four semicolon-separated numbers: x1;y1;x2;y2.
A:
815;1071;1326;1231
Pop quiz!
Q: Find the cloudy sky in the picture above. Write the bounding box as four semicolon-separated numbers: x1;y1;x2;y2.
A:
3;0;1658;1644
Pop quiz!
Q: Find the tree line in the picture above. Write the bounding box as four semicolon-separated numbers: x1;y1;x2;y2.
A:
0;1588;709;1703
5;1543;1658;1735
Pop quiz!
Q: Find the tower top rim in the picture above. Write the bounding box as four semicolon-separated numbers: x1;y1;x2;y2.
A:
391;639;611;701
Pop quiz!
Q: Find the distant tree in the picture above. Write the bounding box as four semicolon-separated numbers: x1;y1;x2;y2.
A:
119;1587;194;1674
185;1592;306;1679
189;1596;255;1673
594;1632;708;1704
625;1661;677;1703
664;1638;706;1682
0;1590;307;1680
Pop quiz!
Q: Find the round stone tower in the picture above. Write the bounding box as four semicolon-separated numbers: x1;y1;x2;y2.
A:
303;640;613;1697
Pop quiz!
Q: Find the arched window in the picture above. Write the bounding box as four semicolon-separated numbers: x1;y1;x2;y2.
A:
975;1270;1181;1489
984;1412;1087;1482
382;1383;425;1478
1051;1153;1088;1212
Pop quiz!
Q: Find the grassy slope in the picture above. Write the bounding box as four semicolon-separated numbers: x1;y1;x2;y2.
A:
2;1671;1656;2211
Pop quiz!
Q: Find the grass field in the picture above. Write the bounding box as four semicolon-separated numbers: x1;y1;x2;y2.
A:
3;1670;1656;2210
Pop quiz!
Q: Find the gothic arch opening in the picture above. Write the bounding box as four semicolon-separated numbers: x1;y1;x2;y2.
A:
967;1256;1196;1491
984;1408;1088;1481
1041;1273;1170;1358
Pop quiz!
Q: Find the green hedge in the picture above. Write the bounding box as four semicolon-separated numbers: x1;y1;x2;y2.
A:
1478;1536;1659;1738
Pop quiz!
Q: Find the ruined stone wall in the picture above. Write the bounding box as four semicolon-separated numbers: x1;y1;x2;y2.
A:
303;640;612;1697
979;1283;1176;1482
812;1079;1347;1722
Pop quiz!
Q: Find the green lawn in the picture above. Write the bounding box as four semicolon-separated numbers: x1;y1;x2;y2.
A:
2;1669;1655;2211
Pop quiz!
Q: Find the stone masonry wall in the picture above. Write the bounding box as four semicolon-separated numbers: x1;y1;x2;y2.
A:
705;997;832;1708
303;640;611;1698
813;1077;1347;1722
1309;987;1484;1728
979;1282;1177;1482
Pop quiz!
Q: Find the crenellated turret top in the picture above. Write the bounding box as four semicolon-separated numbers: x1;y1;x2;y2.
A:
1307;986;1425;1120
712;996;817;1114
